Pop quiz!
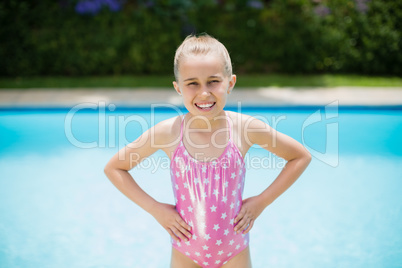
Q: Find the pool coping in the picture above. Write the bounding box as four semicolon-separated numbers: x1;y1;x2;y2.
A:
0;87;401;109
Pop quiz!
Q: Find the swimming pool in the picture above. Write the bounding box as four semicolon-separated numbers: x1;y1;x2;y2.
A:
0;105;401;267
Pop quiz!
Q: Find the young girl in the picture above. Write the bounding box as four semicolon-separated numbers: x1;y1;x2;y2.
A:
104;34;311;268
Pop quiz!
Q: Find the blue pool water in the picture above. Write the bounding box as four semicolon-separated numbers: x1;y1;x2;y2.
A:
0;105;401;268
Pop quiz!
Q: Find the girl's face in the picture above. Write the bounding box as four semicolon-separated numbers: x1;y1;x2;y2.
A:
173;54;236;120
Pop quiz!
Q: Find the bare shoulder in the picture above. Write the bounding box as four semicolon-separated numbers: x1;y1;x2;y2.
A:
105;115;183;171
152;115;183;148
226;110;272;154
226;110;311;161
225;110;268;130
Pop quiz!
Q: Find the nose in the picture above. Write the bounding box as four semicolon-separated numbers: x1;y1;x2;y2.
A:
199;84;211;98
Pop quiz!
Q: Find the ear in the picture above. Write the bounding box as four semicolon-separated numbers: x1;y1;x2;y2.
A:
227;74;236;94
173;81;182;95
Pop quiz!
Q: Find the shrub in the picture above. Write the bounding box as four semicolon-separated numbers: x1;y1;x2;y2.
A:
0;0;400;76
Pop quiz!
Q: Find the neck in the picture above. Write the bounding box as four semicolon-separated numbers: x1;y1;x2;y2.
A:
186;111;227;131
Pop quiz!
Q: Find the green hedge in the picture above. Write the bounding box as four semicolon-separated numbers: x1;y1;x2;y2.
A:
1;0;401;76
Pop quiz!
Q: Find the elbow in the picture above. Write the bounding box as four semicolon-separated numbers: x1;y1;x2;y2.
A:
104;163;128;180
104;166;108;175
290;148;312;165
301;144;312;164
304;151;312;165
104;163;113;178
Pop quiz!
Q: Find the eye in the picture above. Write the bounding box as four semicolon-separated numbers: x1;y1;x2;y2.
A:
208;80;220;84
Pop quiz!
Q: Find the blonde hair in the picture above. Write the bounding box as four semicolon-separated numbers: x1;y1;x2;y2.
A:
174;34;232;81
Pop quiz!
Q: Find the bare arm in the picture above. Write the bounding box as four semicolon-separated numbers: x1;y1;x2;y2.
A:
234;116;312;233
104;119;192;242
104;126;160;213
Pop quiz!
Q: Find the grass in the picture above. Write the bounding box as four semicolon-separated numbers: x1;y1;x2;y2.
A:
0;74;401;89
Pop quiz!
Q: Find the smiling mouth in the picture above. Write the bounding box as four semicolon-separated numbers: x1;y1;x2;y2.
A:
195;102;216;110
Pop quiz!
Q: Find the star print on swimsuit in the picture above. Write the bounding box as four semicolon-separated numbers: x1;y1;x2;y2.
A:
170;112;249;268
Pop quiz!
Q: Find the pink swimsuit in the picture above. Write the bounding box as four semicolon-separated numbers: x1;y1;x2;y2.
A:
170;112;249;267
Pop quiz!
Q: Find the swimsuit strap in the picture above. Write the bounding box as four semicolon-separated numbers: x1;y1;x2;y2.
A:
179;114;185;142
225;111;233;141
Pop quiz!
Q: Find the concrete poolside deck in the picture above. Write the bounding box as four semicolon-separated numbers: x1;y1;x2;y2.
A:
0;87;401;108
